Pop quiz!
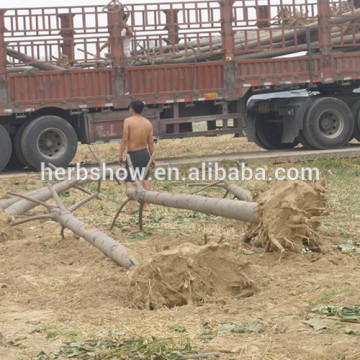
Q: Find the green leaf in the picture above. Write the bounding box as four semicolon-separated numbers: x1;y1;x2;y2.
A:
46;332;59;340
245;321;265;333
32;351;49;360
345;330;360;336
32;335;195;360
170;326;186;333
312;305;360;322
217;321;264;334
337;240;360;253
312;305;343;316
199;328;216;340
304;318;330;331
0;332;20;348
341;306;360;322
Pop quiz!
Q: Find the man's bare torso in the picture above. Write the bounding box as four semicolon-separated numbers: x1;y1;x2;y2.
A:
125;115;152;152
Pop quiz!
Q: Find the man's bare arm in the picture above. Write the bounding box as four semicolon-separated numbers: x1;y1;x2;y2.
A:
147;126;154;155
125;25;133;37
147;125;155;167
119;119;129;165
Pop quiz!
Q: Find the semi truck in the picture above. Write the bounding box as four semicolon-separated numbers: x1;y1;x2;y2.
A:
0;0;360;171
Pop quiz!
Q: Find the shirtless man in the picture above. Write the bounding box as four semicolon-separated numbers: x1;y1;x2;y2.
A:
118;99;155;214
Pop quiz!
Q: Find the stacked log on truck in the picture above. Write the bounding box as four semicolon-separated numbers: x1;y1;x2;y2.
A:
132;6;360;65
1;0;360;172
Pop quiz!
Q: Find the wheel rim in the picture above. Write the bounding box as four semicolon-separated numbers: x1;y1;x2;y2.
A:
317;109;345;138
37;127;67;160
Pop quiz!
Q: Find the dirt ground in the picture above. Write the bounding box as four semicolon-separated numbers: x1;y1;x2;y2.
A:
0;145;360;360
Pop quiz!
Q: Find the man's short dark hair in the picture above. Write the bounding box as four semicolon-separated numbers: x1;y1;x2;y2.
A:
130;100;145;114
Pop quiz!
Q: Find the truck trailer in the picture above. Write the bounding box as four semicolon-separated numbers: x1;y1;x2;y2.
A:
0;0;360;171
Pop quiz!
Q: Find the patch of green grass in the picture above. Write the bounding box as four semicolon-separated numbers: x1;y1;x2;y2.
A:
32;336;195;360
187;212;218;220
30;325;79;342
30;324;54;334
0;332;21;348
346;330;360;336
145;212;166;224
105;184;121;201
340;228;350;239
199;320;264;340
82;182;101;193
128;230;153;241
348;168;360;177
312;305;360;320
158;181;177;192
46;329;78;341
308;288;352;309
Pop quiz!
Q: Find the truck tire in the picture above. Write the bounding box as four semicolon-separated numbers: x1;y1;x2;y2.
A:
296;130;315;149
5;141;26;170
20;115;78;170
13;121;32;168
255;118;299;150
350;100;360;142
302;97;354;149
0;124;12;172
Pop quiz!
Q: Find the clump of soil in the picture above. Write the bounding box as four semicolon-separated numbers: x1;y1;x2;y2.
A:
244;180;327;253
127;242;255;310
0;210;16;242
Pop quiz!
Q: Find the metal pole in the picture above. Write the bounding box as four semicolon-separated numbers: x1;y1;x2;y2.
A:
318;0;333;82
220;0;235;62
58;13;76;63
307;26;313;86
0;9;9;105
220;0;237;100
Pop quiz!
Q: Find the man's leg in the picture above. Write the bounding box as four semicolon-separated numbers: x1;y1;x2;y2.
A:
125;181;135;214
142;179;151;211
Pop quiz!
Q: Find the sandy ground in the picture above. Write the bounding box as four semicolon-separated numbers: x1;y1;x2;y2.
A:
0;146;360;359
1;219;359;360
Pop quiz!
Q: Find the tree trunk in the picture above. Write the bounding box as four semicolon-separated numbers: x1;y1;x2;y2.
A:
6;66;37;73
9;184;141;269
51;209;140;268
6;48;64;71
3;179;83;217
1;162;120;216
127;188;258;223
135;7;360;65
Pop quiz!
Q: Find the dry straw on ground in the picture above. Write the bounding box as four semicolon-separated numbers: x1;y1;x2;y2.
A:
0;210;16;242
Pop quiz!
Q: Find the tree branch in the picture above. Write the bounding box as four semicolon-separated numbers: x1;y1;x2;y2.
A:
110;198;131;230
46;183;66;210
138;202;145;231
7;191;55;210
69;193;99;213
11;214;54;226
